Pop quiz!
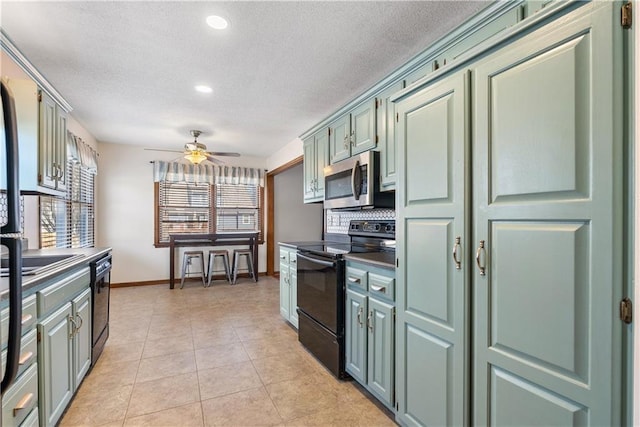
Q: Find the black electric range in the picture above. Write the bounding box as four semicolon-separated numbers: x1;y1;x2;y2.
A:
296;220;395;379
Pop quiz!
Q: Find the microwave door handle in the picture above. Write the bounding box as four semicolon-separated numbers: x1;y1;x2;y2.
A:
351;160;361;201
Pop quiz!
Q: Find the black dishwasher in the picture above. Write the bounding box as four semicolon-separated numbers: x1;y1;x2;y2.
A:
90;254;111;365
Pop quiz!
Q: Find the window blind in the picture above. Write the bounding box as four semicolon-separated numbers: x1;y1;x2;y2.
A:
155;182;263;245
40;161;95;248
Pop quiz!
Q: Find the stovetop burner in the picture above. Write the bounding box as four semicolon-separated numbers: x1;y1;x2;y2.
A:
299;220;395;260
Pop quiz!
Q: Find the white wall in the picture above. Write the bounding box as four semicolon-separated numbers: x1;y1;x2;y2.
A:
267;137;303;171
96;142;268;284
273;163;323;271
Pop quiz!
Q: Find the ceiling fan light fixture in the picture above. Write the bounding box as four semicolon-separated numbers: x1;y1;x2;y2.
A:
206;15;228;30
184;151;208;165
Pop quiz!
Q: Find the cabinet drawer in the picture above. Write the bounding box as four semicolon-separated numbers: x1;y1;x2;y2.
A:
369;273;394;301
2;363;38;427
345;266;367;291
279;248;289;264
1;295;37;350
288;252;298;268
37;267;90;317
1;329;37;380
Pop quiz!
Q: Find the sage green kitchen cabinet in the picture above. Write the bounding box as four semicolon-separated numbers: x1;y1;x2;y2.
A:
37;268;91;427
38;302;73;427
38;90;67;192
375;82;404;191
345;288;366;383
345;262;395;410
1;295;39;427
303;128;329;203
278;246;298;328
472;3;622;425
395;2;624;426
71;288;91;390
329;99;376;164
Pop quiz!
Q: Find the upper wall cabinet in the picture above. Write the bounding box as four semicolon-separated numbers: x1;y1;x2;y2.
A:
0;78;67;196
375;82;404;192
303;128;329;203
329;99;376;164
39;90;67;192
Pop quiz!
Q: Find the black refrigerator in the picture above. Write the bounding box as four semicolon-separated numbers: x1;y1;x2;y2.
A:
0;79;24;409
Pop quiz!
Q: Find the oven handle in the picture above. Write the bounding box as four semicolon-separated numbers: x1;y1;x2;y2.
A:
296;252;337;268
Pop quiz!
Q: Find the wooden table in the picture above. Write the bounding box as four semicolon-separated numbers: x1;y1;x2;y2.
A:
169;232;259;289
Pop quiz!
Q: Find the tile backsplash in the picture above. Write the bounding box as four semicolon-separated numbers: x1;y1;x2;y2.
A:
325;208;395;234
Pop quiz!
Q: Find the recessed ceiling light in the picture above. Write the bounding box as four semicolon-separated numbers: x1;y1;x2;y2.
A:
206;15;228;30
195;85;212;94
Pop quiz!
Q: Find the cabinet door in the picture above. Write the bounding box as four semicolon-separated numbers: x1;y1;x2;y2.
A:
368;296;394;408
396;70;469;427
302;136;317;202
345;289;367;384
289;268;298;329
350;99;376;155
55;108;68;191
473;4;622;425
38;303;73;427
279;262;290;321
72;289;91;389
314;129;329;199
377;82;404;191
328;115;350;164
38;91;57;189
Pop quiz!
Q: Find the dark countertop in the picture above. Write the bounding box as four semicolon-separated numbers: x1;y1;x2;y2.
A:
0;247;112;303
343;251;396;269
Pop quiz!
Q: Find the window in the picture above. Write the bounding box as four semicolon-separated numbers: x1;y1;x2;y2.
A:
155;181;264;246
41;161;95;248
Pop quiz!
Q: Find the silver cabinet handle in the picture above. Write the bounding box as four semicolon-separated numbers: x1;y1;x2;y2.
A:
280;256;287;260
347;277;361;283
13;392;34;416
291;259;296;264
367;311;373;332
21;314;32;325
476;240;486;276
370;284;386;293
350;129;355;146
357;306;363;327
68;315;77;338
76;313;84;330
18;351;33;366
452;236;461;270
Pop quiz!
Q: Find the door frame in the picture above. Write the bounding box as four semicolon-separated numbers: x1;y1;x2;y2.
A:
266;155;303;276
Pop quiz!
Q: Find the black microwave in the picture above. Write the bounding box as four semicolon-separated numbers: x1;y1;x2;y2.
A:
323;151;394;209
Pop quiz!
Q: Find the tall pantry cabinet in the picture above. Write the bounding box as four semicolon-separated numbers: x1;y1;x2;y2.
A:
394;2;624;426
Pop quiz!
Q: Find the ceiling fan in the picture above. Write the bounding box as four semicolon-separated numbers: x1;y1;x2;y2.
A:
145;130;240;165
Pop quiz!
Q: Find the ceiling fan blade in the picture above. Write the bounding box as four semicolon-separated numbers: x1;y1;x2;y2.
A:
205;154;226;165
206;151;241;157
144;148;184;153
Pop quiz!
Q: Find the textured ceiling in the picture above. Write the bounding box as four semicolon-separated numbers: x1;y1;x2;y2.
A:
1;1;488;158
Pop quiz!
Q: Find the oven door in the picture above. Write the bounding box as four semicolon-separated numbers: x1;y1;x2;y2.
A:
296;251;344;334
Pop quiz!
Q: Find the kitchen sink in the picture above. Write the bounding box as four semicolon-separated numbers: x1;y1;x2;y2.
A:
0;254;85;276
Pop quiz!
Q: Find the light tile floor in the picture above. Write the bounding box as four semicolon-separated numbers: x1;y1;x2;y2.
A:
60;276;396;426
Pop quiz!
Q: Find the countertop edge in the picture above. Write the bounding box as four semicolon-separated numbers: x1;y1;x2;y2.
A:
0;247;112;303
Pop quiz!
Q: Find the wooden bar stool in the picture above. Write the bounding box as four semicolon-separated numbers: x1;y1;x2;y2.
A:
180;250;206;288
232;249;257;284
206;249;231;286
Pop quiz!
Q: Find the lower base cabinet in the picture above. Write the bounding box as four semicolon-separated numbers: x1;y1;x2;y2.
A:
345;261;395;410
279;245;298;328
37;268;91;427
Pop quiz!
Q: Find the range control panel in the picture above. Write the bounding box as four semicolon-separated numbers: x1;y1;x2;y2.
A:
348;220;395;238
